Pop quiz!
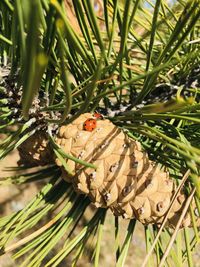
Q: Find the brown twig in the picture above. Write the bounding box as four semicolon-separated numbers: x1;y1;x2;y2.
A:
96;75;117;85
158;187;196;267
141;169;191;267
2;215;59;255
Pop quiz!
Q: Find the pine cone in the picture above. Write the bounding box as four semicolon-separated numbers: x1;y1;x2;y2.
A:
18;131;53;166
55;113;199;228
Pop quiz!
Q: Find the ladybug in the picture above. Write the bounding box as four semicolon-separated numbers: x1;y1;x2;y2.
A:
93;112;103;120
83;118;97;132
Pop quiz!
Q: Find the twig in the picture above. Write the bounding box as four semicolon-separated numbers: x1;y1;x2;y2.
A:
96;75;117;84
141;169;190;267
2;216;59;255
158;187;196;267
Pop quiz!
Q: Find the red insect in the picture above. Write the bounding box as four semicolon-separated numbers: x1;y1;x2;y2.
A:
83;118;97;132
93;112;103;120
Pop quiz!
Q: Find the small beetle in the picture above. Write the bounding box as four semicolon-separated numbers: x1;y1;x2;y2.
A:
93;112;103;120
83;118;97;132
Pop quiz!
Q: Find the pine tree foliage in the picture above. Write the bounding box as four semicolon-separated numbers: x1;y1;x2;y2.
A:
0;0;200;266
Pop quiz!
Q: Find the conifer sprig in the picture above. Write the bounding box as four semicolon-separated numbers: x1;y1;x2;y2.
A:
0;0;200;266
